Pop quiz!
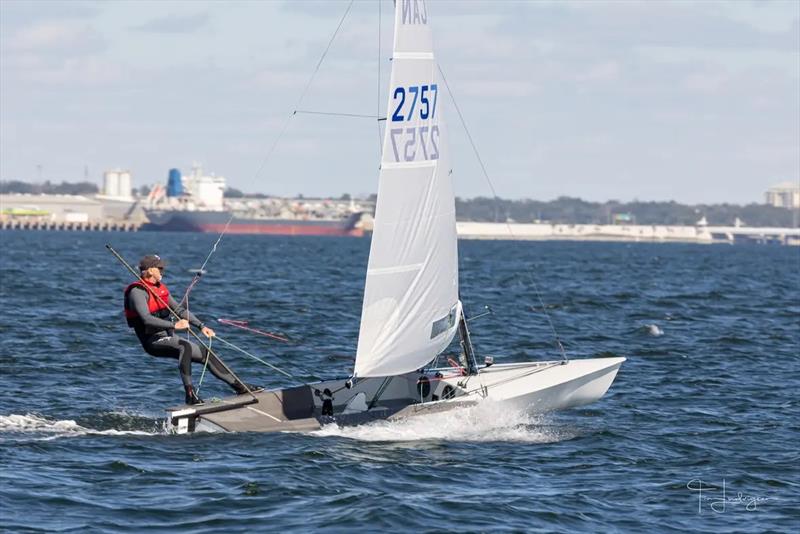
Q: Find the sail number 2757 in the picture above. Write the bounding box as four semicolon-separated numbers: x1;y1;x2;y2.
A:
391;84;437;122
389;84;440;162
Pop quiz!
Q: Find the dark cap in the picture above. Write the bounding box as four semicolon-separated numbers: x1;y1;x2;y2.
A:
139;254;166;272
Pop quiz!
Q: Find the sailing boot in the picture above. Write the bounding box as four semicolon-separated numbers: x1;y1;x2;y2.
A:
184;385;204;405
232;382;264;395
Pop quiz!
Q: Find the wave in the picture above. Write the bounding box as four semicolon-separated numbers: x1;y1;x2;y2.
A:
310;401;583;443
644;324;664;337
0;413;164;440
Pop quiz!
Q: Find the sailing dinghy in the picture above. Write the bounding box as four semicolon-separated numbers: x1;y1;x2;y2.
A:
168;1;624;435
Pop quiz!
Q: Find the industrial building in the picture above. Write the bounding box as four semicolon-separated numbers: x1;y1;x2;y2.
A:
0;194;104;223
98;169;134;200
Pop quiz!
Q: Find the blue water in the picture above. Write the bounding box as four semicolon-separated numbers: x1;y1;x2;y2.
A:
1;232;798;532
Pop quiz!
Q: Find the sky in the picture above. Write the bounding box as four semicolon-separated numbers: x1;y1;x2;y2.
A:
1;0;798;204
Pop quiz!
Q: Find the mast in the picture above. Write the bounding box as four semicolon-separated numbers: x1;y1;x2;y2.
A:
457;305;479;375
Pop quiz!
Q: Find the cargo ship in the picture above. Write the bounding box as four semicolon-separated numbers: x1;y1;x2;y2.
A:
140;165;367;236
141;209;364;236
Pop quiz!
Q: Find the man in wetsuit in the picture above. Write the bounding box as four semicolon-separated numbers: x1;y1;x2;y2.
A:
124;254;259;405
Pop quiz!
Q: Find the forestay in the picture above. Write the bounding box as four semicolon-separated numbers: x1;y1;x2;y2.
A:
355;0;460;378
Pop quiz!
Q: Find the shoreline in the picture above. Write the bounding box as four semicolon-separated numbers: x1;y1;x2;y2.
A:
2;216;798;245
455;222;800;246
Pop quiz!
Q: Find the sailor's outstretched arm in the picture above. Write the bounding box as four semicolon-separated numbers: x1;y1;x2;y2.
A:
168;295;204;328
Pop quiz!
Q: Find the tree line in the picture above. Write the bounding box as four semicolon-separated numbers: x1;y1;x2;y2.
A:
2;180;796;227
454;196;799;228
1;180;99;195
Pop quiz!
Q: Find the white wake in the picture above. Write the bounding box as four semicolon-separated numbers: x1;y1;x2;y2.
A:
0;413;163;440
311;401;581;443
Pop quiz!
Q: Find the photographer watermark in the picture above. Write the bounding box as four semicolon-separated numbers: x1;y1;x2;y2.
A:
687;479;773;513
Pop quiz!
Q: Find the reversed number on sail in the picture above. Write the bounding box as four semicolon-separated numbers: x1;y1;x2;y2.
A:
389;126;439;162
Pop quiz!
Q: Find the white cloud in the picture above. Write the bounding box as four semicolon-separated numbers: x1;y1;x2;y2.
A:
5;20;105;54
130;13;210;34
0;0;100;28
21;56;126;85
683;70;730;94
458;79;537;99
577;61;622;83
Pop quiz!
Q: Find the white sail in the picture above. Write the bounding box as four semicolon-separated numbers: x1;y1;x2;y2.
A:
354;0;460;378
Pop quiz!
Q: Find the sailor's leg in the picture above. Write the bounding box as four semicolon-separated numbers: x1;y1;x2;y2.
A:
142;336;203;404
145;336;193;387
189;343;260;393
189;343;239;388
174;339;197;388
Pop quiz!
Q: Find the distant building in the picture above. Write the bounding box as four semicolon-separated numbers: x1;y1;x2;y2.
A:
765;181;800;209
101;169;133;200
0;194;104;222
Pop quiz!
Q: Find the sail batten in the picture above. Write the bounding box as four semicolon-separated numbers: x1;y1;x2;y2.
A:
394;52;435;60
354;0;459;378
368;263;423;275
381;161;436;170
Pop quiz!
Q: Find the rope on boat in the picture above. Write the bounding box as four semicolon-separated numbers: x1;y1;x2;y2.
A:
437;63;569;363
180;214;235;307
213;335;295;379
182;214;235;355
196;336;212;394
217;318;289;343
294;110;379;119
376;0;383;154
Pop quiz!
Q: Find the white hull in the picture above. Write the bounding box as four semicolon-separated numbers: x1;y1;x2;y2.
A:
168;357;625;434
393;357;624;421
474;357;625;412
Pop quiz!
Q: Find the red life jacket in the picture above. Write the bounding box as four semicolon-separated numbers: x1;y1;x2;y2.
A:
124;280;171;327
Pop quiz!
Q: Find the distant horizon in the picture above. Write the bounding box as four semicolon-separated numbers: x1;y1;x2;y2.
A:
3;176;798;209
1;165;797;207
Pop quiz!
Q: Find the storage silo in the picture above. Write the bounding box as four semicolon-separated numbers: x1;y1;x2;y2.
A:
118;170;132;199
167;168;183;197
103;170;120;197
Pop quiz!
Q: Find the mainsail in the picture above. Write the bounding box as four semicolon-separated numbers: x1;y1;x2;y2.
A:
354;0;460;378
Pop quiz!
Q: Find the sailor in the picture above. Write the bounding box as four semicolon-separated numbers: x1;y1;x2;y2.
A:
124;254;259;405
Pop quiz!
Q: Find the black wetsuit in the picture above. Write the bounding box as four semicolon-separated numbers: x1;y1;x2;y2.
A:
126;286;239;390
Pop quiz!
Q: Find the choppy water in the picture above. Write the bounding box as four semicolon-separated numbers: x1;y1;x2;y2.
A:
1;232;798;532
